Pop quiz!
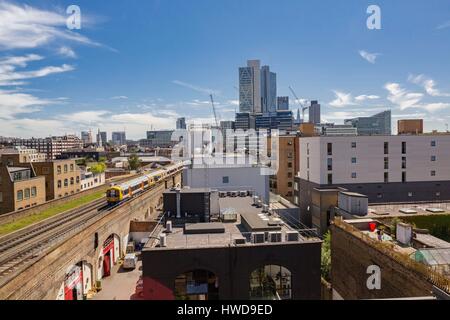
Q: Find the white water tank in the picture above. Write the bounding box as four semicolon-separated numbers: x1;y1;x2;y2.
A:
166;220;173;233
159;233;167;247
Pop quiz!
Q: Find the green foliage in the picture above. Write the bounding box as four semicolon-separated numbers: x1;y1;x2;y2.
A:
402;215;450;242
90;162;106;174
98;156;107;163
321;231;331;282
128;153;141;170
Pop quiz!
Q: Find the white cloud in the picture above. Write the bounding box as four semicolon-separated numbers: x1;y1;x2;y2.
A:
0;89;51;119
58;46;77;59
172;80;220;95
111;95;128;100
359;50;380;64
408;74;450;97
384;82;423;110
419;103;450;113
0;2;101;50
329;91;378;107
437;20;450;30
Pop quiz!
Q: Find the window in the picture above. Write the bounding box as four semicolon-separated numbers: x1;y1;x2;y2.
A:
402;171;406;183
287;162;292;168
384;157;389;170
70;177;74;185
306;143;310;155
76;176;80;184
70;164;74;172
31;187;37;197
287;152;293;159
24;188;30;199
287;182;293;188
17;190;23;201
0;192;2;202
294;196;299;205
57;180;62;188
402;141;406;154
377;193;383;199
384;172;389;183
287;140;293;146
64;164;68;173
351;157;357;164
431;170;436;176
294;182;299;191
327;173;333;185
384;142;389;154
287;172;293;178
402;157;406;169
408;192;413;197
436;192;441;197
351;172;357;179
431;140;436;147
327;143;332;156
327;158;332;171
222;176;229;184
64;179;68;187
351;142;356;148
431;155;436;162
57;165;61;174
307;157;310;169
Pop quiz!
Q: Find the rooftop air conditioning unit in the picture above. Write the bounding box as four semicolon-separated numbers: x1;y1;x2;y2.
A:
253;195;259;205
239;190;247;197
165;220;173;233
285;231;299;242
227;191;233;197
219;191;227;198
262;204;269;213
234;237;246;245
230;191;238;197
248;190;254;196
159;233;167;247
252;232;265;244
255;199;263;208
268;231;282;243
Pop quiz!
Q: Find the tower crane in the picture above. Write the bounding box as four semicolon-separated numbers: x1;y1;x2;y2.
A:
209;94;219;127
289;86;310;122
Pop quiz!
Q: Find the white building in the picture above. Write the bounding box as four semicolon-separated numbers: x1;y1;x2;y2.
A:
297;135;450;206
0;146;46;162
80;171;105;191
183;159;270;203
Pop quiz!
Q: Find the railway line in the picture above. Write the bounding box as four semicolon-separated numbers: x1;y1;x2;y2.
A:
0;178;171;287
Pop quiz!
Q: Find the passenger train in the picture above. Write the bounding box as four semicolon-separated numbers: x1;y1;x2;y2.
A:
106;162;185;205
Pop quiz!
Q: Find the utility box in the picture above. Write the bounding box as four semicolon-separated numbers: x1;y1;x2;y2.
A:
338;191;368;216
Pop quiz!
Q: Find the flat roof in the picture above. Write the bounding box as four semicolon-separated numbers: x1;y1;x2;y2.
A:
7;166;30;172
340;191;368;198
367;202;450;218
164;187;210;194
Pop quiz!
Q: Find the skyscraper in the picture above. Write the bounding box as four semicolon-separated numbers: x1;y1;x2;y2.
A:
176;117;186;129
97;130;107;147
81;131;92;145
261;65;277;114
111;131;126;145
239;60;261;114
308;101;321;125
277;96;289;111
344;110;391;135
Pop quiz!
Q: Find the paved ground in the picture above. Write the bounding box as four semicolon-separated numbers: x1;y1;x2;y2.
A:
91;257;143;300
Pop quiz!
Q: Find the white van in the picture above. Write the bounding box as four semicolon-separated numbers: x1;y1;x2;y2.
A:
123;253;138;270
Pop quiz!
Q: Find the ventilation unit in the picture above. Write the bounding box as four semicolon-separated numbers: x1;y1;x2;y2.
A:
165;220;173;233
262;204;269;213
159;233;167;247
285;231;299;242
252;232;265;244
234;237;246;245
239;190;247;197
268;231;282;243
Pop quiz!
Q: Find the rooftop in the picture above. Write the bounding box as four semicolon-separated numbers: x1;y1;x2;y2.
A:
146;196;319;250
367;202;450;218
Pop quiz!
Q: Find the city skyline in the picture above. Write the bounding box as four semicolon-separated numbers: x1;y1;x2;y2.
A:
1;0;450;139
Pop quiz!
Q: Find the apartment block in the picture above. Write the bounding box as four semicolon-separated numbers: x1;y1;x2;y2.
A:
33;160;81;201
296;135;450;231
0;163;46;214
398;119;424;135
13;135;83;160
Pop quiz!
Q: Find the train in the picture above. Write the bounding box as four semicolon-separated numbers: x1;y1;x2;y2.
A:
106;161;185;205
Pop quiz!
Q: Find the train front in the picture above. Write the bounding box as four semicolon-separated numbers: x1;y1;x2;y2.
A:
106;186;123;205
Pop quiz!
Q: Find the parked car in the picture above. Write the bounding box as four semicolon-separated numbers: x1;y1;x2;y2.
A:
122;253;138;270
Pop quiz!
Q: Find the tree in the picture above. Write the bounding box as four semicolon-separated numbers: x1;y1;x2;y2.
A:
321;231;331;282
90;162;106;174
128;153;141;170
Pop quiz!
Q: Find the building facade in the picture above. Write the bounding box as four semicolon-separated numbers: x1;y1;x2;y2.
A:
345;110;391;135
142;130;176;148
398;119;423;135
296;135;450;230
176;117;187;130
13;135;83;160
277;96;289;111
308;101;321;125
111;131;126;146
239;60;261;114
261;65;277;114
33;160;81;201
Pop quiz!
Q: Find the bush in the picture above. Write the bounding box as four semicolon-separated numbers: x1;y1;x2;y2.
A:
321;231;331;281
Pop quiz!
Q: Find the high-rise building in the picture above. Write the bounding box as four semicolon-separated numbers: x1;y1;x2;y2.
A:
13;135;83;160
235;113;256;131
398;119;423;135
111;131;126;145
277;96;289;111
239;60;261;114
308;101;321;125
176;117;187;130
81;131;92;145
97;131;107;147
261;66;277;114
344;110;391;135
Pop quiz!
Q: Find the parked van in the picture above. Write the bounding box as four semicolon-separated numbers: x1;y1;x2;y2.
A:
123;253;138;270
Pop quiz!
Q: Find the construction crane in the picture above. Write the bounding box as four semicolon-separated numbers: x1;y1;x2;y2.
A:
289;86;310;122
209;94;219;127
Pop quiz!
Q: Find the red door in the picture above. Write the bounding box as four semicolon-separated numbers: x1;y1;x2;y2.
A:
103;252;111;277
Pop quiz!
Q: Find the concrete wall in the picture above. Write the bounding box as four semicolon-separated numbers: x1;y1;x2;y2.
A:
330;222;433;299
0;173;181;300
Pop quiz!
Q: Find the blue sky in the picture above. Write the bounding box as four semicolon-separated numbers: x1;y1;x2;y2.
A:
1;0;450;139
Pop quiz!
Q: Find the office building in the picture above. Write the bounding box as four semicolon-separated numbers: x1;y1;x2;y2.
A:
277;96;289;111
81;131;92;145
111;132;126;146
97;131;107;147
176;117;187;130
234;113;255;131
308;101;321;125
141;188;322;300
296;135;450;232
13;135;83;160
261;65;277;114
254;111;294;132
239;60;261;114
398;119;423;135
319;124;358;136
344;110;391;135
0;160;46;214
140;130;180;149
33;159;81;201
